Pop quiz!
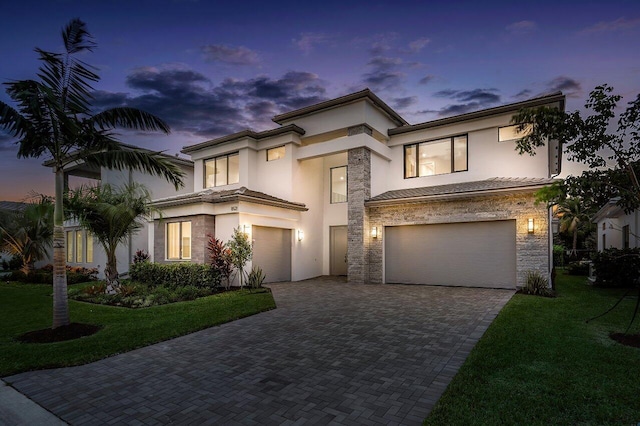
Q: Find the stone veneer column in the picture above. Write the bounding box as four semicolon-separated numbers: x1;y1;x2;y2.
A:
347;147;371;283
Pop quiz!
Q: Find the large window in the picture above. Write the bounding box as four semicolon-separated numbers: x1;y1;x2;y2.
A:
267;146;285;161
404;135;467;178
331;166;347;203
66;230;93;263
204;153;239;188
167;221;191;260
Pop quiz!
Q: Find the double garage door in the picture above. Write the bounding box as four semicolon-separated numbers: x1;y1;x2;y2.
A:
385;220;516;289
252;226;291;283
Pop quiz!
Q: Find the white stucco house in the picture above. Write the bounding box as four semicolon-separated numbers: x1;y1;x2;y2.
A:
60;88;564;289
592;198;639;250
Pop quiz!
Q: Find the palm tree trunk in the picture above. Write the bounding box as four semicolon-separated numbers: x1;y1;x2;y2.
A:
104;249;119;294
52;168;69;328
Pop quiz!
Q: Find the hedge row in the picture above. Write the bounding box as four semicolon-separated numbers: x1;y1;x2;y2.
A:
129;261;221;289
592;248;640;288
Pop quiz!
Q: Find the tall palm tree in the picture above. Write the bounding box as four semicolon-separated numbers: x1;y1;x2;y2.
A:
0;19;184;328
557;197;590;257
0;197;54;274
66;183;155;293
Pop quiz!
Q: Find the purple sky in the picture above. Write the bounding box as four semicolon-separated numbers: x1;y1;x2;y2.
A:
1;0;639;200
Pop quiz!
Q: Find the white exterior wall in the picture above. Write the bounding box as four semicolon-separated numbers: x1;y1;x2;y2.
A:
596;210;640;250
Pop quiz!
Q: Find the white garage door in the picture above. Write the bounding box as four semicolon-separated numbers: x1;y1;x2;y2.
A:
252;226;291;283
385;220;516;289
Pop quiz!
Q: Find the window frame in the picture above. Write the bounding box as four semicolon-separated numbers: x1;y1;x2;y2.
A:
403;134;468;179
75;231;83;263
66;231;74;262
330;166;348;204
203;152;240;188
166;221;192;260
267;145;286;162
498;124;533;142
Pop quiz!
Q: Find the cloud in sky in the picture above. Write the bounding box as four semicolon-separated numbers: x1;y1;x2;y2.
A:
392;96;418;110
362;56;405;92
418;75;435;85
433;88;502;117
580;17;640;34
506;20;537;35
200;44;260;65
293;33;330;54
92;65;328;138
407;37;430;53
513;89;533;100
546;76;581;97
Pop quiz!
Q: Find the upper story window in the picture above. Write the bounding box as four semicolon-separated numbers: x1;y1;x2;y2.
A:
167;221;191;260
331;166;347;203
204;153;239;188
404;135;467;178
499;124;532;142
623;225;630;249
267;146;286;161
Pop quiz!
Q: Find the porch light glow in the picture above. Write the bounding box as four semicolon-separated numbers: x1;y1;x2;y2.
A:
527;218;534;233
371;226;378;238
243;224;250;235
297;229;304;241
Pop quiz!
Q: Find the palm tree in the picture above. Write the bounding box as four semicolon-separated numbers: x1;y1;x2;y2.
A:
0;197;54;274
0;19;184;328
66;183;155;293
557;197;590;257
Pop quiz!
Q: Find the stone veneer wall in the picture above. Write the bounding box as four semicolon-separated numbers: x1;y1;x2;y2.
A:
347;147;371;283
367;192;549;288
154;215;215;264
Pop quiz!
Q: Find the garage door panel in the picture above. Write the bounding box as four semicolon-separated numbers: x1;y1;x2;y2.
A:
385;221;516;288
252;226;291;283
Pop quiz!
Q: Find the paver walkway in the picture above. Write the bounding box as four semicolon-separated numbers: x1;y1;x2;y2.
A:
6;279;513;425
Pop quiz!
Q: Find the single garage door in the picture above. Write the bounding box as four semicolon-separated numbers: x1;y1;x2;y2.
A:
385;220;516;289
252;226;291;283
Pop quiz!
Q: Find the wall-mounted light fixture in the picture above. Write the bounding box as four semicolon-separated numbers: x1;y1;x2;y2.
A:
243;224;250;235
527;218;534;234
371;226;378;238
297;229;304;242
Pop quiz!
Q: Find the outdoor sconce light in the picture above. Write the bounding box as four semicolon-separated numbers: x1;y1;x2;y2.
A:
527;218;534;234
297;229;304;241
371;226;378;238
243;224;250;235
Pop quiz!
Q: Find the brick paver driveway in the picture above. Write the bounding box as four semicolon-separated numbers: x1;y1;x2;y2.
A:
6;279;513;425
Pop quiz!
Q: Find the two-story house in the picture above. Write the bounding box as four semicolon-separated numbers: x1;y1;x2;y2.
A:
141;88;563;289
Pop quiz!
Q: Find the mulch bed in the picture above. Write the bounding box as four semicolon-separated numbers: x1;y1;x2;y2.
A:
17;323;102;344
610;332;640;348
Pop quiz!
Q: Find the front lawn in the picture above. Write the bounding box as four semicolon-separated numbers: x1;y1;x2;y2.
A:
424;272;640;425
0;282;276;377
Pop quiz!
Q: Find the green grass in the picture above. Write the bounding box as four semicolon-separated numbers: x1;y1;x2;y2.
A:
424;272;640;425
0;282;276;377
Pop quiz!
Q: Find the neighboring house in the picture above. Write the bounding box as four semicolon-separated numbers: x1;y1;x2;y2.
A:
0;201;52;269
592;198;640;250
50;146;195;278
141;88;563;289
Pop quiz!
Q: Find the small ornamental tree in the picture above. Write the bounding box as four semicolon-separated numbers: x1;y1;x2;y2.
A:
207;235;233;289
227;227;252;288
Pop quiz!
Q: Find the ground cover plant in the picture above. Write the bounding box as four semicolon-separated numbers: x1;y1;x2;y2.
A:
424;271;640;425
0;281;276;377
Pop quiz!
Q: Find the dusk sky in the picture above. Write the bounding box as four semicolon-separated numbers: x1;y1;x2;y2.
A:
1;0;639;201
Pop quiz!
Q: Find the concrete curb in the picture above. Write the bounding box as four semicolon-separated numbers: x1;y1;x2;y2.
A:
0;379;67;425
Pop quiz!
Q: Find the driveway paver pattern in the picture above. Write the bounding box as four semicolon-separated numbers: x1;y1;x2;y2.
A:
6;279;513;425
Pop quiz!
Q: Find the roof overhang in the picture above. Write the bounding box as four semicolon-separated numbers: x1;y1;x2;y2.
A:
591;197;624;223
181;124;305;154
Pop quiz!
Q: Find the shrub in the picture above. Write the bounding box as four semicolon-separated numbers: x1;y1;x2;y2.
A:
83;282;107;296
565;261;590;276
130;262;220;289
553;245;565;267
118;283;138;297
207;235;233;289
1;255;23;271
521;270;552;297
247;266;266;289
132;249;150;264
175;285;203;301
592;248;640;288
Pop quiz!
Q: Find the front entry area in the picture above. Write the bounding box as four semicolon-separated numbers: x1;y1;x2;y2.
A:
330;226;348;276
252;226;291;283
384;220;517;289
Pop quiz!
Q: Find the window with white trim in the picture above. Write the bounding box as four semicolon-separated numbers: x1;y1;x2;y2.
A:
330;166;347;203
167;221;191;260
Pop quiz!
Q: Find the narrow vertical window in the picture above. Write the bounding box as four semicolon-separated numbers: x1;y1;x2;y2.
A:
453;135;468;172
331;166;348;203
167;221;191;260
86;233;94;263
66;231;74;262
623;225;630;249
215;156;228;186
76;231;83;263
228;153;239;184
404;145;417;178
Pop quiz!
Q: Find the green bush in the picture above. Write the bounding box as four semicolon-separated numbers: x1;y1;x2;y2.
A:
129;262;220;289
553;245;565;267
592;248;640;288
521;270;552;297
566;261;591;276
246;266;266;289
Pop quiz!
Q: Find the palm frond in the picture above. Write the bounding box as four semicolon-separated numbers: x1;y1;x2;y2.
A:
91;107;171;133
83;148;185;189
0;100;28;138
62;18;96;54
